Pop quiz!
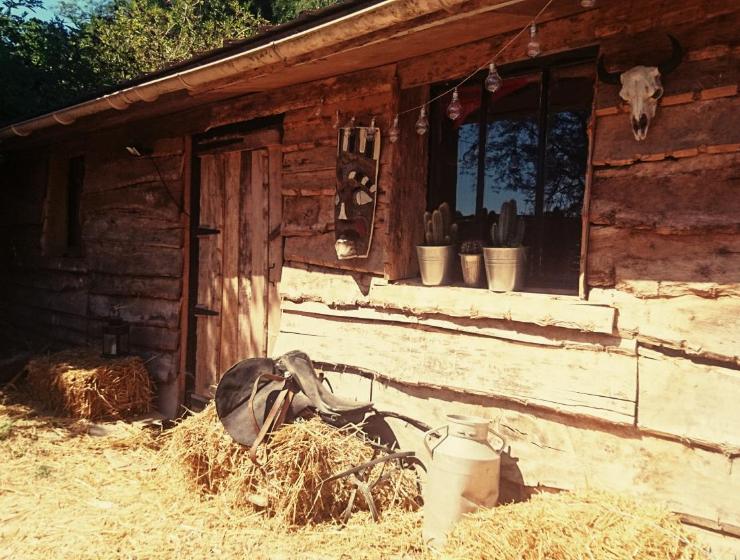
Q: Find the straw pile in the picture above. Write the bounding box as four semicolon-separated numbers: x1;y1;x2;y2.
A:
442;490;709;560
26;348;152;420
160;403;420;525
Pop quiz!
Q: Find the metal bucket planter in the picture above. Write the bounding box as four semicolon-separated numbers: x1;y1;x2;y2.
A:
417;245;456;286
459;253;484;287
483;247;526;291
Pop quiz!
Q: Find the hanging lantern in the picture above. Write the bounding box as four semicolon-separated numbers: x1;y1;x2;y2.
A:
416;107;429;135
102;307;130;358
485;62;503;93
527;23;541;58
447;88;463;120
389;115;400;143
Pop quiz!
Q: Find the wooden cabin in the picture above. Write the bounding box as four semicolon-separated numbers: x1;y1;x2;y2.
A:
1;0;738;555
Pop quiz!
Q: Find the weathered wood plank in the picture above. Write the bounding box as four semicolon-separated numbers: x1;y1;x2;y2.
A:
82;182;183;222
282;195;334;236
84;153;183;193
588;226;740;297
384;84;428;281
590;152;740;233
638;348;740;451
89;273;181;301
281;299;635;354
195;154;224;396
323;371;739;528
280;265;617;334
275;311;636;424
86;243;183;278
593;96;740;165
267;145;283;355
83;213;183;246
590;289;740;366
88;294;180;328
284;229;386;275
219;151;241;372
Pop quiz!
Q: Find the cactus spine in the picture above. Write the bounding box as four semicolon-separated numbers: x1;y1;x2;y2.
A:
423;202;457;246
491;199;525;247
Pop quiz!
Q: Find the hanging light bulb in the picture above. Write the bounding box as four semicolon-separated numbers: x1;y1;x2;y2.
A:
446;88;463;121
389;115;400;143
367;117;376;140
580;0;595;7
485;62;503;93
527;23;541;58
415;107;429;135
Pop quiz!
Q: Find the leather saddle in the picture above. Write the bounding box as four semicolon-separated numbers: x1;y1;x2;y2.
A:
215;350;375;459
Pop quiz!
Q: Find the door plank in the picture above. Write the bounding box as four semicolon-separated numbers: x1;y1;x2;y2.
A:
195;154;224;397
267;145;283;355
237;152;256;359
248;150;269;357
219;151;241;372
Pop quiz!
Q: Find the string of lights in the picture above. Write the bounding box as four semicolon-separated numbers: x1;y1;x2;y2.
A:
382;0;598;142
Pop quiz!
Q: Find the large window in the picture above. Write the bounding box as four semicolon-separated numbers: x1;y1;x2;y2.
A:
428;53;594;292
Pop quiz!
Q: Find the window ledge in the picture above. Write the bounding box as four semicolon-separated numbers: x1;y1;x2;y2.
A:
280;266;616;335
368;279;616;334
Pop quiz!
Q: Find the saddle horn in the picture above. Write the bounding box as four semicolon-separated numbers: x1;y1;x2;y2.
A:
658;34;683;76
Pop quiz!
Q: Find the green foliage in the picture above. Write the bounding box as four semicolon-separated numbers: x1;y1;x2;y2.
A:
81;0;268;84
270;0;337;24
1;0;344;124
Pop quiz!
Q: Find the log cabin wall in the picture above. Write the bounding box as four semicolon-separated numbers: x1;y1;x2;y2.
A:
0;134;187;414
0;0;738;554
271;1;740;555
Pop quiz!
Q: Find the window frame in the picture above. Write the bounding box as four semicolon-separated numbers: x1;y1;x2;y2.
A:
426;47;598;296
42;153;85;258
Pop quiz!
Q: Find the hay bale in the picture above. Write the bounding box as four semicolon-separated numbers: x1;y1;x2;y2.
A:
26;348;153;421
160;403;420;526
442;490;709;560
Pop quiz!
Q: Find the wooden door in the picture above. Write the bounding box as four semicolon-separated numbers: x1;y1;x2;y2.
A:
193;147;278;398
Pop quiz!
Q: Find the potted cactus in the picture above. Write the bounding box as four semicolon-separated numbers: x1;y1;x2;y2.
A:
483;200;526;291
417;202;458;286
459;239;485;287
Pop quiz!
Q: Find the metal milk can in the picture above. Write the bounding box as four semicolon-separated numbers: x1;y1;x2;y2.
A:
422;414;506;548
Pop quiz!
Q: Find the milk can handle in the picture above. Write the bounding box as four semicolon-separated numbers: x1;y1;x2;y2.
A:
488;426;507;453
423;425;449;457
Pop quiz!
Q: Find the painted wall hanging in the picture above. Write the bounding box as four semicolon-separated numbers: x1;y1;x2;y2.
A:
334;124;381;259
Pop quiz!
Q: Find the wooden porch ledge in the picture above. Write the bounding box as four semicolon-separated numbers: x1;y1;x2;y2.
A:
280;266;617;334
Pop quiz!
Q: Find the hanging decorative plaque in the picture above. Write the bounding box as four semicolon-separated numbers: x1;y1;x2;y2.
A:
334;125;381;259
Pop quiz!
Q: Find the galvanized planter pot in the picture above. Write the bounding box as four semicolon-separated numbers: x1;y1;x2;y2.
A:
417;245;456;286
459;253;484;287
483;247;526;291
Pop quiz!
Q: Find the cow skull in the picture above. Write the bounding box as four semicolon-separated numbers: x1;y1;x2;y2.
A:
598;35;683;141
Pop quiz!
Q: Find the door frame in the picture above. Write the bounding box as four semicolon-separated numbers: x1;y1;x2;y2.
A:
184;116;283;408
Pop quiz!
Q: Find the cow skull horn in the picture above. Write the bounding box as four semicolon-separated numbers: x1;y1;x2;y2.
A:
657;34;684;76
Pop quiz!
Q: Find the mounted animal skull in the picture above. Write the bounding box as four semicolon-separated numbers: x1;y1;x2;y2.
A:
598;35;683;141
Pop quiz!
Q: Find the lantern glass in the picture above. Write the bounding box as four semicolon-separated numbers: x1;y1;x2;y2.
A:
102;319;130;358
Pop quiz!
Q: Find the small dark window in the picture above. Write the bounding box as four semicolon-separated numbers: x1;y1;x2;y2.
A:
428;53;594;292
43;155;84;257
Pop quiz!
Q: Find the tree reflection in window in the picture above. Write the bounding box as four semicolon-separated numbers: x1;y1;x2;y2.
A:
428;57;594;291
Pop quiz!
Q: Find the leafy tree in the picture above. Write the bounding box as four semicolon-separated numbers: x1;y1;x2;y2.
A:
269;0;338;24
1;0;99;124
78;0;269;84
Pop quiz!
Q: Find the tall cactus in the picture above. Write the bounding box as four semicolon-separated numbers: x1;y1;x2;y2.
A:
423;202;458;245
491;199;525;247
